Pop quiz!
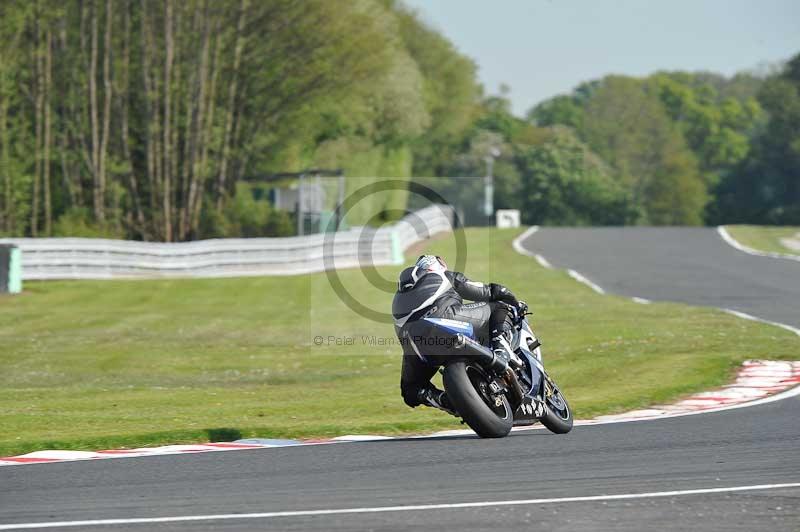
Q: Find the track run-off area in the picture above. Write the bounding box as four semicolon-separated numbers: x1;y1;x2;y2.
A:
1;226;799;531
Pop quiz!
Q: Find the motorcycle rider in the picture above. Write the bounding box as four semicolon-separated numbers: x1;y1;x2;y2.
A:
392;255;521;415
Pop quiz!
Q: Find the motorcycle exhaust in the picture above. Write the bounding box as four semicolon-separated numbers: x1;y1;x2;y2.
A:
453;333;509;374
502;367;525;409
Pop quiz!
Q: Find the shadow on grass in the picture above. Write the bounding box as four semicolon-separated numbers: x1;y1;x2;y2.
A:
205;427;242;442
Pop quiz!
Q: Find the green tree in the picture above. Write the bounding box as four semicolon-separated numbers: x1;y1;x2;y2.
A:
432;91;551;223
580;76;707;224
389;0;482;176
527;94;583;129
712;53;800;224
515;127;634;225
1;0;465;239
648;72;762;178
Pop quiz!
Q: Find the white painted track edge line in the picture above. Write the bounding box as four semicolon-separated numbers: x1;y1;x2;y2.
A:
717;226;800;262
510;226;553;269
511;226;540;257
566;269;606;294
534;254;552;269
511;226;605;293
722;308;800;337
1;483;799;530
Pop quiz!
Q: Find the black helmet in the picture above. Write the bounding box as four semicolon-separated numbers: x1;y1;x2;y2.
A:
397;255;447;292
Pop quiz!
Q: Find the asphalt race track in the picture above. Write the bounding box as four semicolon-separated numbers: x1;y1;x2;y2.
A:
521;227;800;329
1;228;798;531
1;400;799;531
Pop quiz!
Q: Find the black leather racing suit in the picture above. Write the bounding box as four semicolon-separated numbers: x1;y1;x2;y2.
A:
392;268;518;407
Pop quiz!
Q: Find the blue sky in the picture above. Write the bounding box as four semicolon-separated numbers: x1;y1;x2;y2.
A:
403;0;800;116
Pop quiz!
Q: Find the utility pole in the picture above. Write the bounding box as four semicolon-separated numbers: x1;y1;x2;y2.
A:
484;147;500;223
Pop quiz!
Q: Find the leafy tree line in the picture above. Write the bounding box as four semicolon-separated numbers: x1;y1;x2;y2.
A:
418;62;790;227
0;0;481;240
710;55;800;224
502;58;799;226
1;0;796;238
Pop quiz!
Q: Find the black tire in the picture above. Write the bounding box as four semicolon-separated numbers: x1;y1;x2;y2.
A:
443;362;513;438
539;375;573;434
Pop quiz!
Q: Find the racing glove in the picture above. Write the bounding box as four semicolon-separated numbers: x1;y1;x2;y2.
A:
489;283;519;307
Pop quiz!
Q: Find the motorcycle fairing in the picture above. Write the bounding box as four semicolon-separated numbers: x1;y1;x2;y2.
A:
404;318;476;364
423;317;475;339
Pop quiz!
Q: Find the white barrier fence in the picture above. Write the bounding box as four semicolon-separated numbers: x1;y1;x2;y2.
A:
0;205;454;280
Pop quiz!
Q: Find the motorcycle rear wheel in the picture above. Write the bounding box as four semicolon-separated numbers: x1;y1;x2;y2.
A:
443;362;513;438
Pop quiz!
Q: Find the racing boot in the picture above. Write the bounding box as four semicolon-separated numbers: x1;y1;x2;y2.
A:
491;328;521;370
417;387;457;416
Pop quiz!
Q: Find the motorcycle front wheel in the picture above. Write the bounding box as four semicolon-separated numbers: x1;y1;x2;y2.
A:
538;373;573;434
443;362;513;438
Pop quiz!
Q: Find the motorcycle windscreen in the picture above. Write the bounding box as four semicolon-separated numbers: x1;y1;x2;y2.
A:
403;319;469;364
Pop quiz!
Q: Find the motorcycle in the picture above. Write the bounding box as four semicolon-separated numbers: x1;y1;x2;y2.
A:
404;302;573;438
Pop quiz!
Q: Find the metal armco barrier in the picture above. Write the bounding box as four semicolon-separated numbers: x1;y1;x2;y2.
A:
0;205;454;280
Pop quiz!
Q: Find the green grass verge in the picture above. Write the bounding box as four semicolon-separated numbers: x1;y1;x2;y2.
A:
1;228;798;456
725;225;800;256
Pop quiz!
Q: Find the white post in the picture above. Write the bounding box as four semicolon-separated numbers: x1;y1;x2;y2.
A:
483;147;500;220
297;173;305;236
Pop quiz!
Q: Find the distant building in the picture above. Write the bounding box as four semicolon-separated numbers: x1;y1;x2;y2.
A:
271;181;325;213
